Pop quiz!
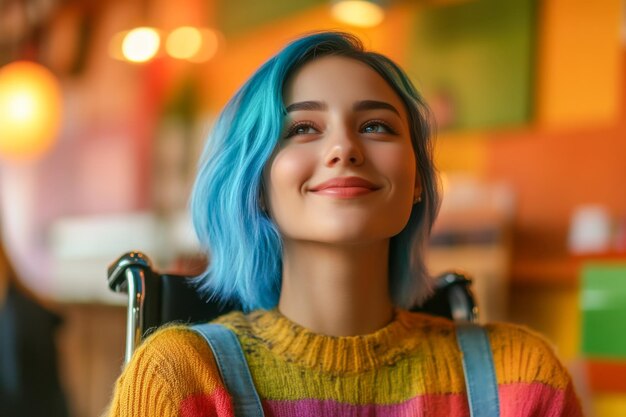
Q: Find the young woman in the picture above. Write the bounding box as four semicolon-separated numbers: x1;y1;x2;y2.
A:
107;32;582;416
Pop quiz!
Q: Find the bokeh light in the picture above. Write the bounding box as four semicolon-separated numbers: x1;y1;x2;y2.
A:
0;61;62;159
331;0;385;28
166;26;203;60
121;27;161;63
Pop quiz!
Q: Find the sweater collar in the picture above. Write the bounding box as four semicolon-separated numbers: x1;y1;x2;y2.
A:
241;308;429;374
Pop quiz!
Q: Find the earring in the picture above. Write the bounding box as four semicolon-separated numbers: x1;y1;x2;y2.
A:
413;194;422;204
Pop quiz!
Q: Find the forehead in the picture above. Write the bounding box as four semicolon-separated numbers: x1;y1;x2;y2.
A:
283;56;406;114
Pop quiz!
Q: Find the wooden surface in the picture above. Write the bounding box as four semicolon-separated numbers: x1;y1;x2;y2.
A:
511;252;626;287
56;303;126;417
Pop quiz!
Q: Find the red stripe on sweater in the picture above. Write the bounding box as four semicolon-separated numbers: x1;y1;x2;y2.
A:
180;387;233;417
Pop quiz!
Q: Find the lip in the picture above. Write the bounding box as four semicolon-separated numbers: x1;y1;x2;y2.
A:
309;176;380;198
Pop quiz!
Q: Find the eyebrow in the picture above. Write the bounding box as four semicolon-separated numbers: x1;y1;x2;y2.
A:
285;101;327;112
353;100;400;116
285;100;401;116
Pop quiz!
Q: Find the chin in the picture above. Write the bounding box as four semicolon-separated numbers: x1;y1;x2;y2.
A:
306;225;404;245
278;214;409;245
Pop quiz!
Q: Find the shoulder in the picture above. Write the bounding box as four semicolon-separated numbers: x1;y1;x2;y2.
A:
403;314;581;413
140;310;252;360
121;324;226;389
397;309;458;341
485;322;572;388
484;322;583;414
135;324;217;369
211;310;269;343
399;311;574;388
211;310;250;329
107;325;232;417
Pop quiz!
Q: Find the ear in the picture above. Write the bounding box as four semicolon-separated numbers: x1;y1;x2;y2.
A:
413;172;423;204
259;194;266;212
258;180;271;215
258;186;268;213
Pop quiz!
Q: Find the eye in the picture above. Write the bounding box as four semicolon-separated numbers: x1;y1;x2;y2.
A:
361;120;396;134
284;121;320;138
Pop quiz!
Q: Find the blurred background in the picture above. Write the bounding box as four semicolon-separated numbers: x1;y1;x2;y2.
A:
0;0;624;416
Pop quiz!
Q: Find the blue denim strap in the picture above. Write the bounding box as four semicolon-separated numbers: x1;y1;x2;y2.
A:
191;323;265;417
455;322;500;417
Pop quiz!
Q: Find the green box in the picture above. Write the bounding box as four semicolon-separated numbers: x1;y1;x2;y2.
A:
581;262;626;358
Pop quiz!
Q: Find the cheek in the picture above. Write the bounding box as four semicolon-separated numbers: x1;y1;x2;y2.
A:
376;145;417;191
381;147;418;234
266;147;313;211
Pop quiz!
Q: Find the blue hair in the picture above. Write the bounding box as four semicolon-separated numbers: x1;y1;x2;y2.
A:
190;31;440;311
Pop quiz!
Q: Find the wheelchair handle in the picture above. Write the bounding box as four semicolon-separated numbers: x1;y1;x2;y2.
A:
107;251;153;292
436;270;479;322
107;251;154;365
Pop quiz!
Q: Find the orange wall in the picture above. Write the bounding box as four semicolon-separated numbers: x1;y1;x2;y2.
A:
536;0;623;127
198;4;415;111
486;119;626;258
439;0;625;259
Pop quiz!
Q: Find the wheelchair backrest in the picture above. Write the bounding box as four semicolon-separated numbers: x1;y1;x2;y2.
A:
108;251;478;364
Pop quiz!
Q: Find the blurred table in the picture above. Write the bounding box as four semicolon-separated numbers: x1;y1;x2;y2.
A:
56;303;126;417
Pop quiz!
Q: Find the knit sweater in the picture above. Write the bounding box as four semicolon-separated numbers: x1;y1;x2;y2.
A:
107;309;582;417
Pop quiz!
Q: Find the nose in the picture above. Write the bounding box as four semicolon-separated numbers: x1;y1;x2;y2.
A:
324;128;364;167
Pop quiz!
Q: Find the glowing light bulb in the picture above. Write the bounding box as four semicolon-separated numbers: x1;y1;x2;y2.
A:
122;27;161;63
331;0;385;28
166;26;203;60
0;61;62;159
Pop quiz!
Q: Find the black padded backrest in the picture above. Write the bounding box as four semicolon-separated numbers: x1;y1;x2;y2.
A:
108;252;476;337
141;268;163;332
108;252;477;364
411;271;476;321
158;274;239;326
149;271;473;328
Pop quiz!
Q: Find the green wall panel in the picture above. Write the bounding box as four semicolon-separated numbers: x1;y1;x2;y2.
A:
408;0;536;130
581;263;626;359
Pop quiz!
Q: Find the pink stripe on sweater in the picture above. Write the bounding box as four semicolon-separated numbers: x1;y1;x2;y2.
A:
261;382;579;417
264;394;468;417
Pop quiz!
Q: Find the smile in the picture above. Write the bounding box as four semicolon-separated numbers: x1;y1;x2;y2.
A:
309;176;380;198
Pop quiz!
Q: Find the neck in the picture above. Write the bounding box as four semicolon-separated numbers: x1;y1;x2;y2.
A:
277;239;394;337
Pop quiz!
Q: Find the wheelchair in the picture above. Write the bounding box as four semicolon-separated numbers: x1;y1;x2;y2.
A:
108;251;478;365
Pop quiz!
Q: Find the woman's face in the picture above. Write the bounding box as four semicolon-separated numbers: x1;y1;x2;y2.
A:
265;55;420;245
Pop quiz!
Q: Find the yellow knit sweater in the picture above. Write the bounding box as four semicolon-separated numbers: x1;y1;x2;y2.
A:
106;309;582;416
